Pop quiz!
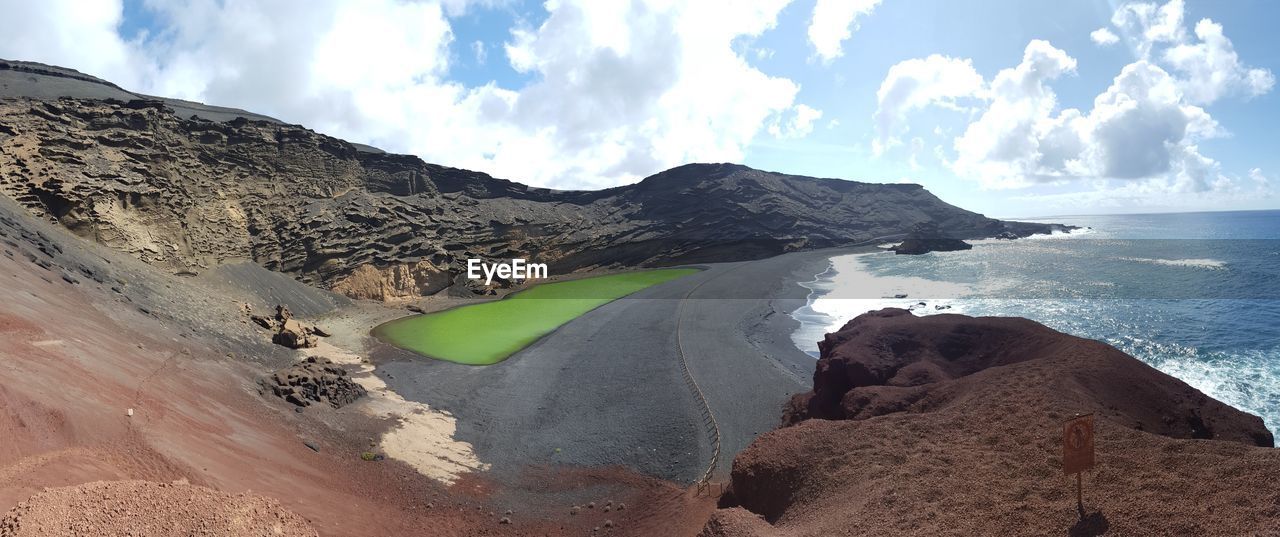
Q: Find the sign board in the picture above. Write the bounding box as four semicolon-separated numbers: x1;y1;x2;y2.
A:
1063;414;1095;475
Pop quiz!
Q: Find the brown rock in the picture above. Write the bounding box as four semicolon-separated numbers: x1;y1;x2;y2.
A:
709;309;1280;536
273;319;316;349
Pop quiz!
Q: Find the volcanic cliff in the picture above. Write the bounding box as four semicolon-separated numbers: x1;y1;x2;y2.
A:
703;309;1280;536
0;60;1063;300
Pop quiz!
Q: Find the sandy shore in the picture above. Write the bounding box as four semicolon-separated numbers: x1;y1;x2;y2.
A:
346;245;875;484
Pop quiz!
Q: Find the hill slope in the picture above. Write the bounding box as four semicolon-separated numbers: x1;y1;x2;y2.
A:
0;59;1063;299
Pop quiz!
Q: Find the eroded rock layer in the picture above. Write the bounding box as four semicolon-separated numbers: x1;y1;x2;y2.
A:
0;61;1064;299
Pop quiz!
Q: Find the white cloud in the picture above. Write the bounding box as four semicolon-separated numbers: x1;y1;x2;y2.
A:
1162;19;1275;104
1112;0;1187;59
879;0;1271;198
807;0;881;63
872;54;985;150
0;0;811;190
769;104;823;139
952;40;1078;187
1090;27;1120;46
1250;168;1270;188
472;40;487;64
0;0;146;89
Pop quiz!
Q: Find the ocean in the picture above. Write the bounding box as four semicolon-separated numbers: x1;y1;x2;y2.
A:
790;210;1280;434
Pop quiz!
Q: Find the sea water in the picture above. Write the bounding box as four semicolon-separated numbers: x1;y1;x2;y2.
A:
790;210;1280;434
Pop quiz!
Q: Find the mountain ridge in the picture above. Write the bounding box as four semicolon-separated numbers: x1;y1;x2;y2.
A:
0;59;1066;300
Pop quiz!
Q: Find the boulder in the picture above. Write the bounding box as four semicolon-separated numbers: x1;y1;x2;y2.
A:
273;319;317;349
262;357;366;409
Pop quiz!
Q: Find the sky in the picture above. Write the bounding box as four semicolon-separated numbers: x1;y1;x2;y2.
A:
0;0;1276;217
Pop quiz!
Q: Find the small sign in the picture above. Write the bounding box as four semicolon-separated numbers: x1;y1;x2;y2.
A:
1063;414;1095;475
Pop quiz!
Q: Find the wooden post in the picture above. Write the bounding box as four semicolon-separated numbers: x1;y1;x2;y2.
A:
1076;472;1083;518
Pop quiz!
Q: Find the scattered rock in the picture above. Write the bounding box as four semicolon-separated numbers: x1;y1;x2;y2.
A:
262;357;366;409
249;314;277;330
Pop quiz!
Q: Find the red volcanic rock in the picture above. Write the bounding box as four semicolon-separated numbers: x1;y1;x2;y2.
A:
709;309;1280;536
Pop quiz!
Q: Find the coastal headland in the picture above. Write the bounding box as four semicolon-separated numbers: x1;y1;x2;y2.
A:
0;58;1275;536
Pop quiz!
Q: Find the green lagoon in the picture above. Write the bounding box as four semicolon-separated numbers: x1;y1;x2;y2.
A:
374;268;699;365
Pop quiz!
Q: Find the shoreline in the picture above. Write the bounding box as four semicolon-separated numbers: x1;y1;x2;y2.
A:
363;244;882;483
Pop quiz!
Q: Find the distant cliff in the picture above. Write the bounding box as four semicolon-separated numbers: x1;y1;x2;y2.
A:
0;59;1063;299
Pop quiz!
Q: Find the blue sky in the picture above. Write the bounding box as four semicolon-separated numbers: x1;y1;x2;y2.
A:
2;0;1276;217
733;0;1280;216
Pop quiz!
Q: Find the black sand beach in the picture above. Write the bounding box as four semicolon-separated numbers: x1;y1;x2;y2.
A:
371;246;874;483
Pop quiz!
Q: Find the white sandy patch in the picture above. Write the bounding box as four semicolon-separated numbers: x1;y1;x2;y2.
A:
303;342;488;484
30;340;64;347
791;253;976;353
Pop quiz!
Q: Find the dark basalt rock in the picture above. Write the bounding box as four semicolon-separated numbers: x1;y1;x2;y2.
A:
889;222;973;255
263;356;365;409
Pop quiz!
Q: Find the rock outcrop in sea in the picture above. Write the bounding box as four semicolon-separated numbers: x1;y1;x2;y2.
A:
705;309;1280;536
889;222;974;255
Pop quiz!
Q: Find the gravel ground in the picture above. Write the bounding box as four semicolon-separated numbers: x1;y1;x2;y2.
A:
374;246;873;484
0;481;317;537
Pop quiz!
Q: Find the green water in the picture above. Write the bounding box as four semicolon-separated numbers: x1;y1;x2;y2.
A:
374;268;699;365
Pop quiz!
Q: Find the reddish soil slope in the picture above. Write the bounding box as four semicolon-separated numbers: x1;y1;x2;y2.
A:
705;308;1280;536
0;186;712;536
0;480;316;537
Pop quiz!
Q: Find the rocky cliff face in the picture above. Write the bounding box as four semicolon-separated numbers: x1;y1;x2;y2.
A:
704;309;1279;536
0;60;1062;299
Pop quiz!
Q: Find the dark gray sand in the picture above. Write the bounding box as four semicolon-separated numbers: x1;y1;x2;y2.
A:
373;246;872;484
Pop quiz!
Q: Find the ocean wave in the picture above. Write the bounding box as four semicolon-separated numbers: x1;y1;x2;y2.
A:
1023;226;1095;240
1147;347;1280;434
1121;257;1227;269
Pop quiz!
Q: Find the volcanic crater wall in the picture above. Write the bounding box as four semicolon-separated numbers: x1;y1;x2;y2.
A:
0;64;1061;299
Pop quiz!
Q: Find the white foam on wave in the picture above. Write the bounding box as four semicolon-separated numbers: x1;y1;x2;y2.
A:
1023;226;1095;240
1146;346;1280;434
1122;257;1227;269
